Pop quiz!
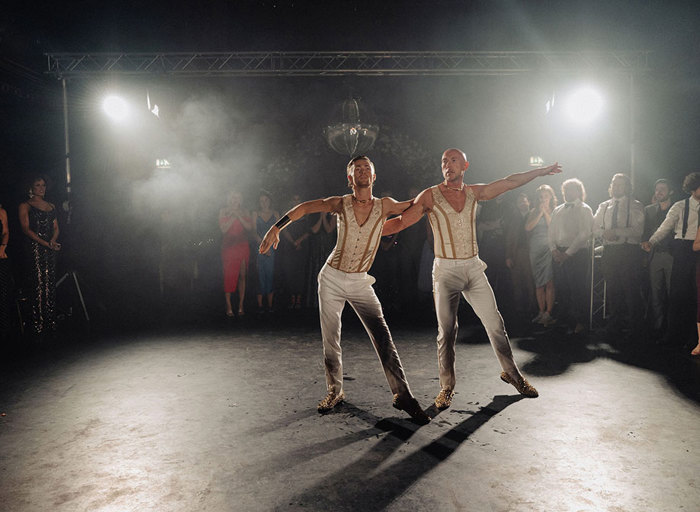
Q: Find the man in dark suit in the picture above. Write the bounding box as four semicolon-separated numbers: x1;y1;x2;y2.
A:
642;179;674;338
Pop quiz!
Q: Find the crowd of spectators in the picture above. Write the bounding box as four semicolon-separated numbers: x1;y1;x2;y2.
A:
2;171;700;358
481;171;700;356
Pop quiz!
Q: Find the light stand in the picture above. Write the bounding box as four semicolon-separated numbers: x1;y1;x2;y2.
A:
57;77;89;322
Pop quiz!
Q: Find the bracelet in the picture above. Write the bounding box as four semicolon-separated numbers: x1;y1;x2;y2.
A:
275;215;292;230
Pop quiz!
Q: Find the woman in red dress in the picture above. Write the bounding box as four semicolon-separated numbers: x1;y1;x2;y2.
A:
219;191;252;317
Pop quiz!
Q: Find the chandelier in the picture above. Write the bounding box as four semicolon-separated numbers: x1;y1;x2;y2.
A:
324;98;379;156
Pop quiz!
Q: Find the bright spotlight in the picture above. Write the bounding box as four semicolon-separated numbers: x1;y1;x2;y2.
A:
102;95;129;122
564;87;604;126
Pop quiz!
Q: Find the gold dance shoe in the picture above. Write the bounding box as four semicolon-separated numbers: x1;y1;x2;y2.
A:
500;372;539;398
434;388;455;410
317;390;345;412
393;394;431;424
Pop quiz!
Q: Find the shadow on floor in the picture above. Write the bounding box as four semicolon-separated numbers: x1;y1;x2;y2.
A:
274;395;522;511
511;326;700;404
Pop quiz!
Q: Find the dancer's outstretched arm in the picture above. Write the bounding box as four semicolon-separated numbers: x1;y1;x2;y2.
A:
259;196;341;254
474;163;562;201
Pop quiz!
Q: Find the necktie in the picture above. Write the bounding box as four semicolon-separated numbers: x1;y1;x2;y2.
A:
611;200;619;229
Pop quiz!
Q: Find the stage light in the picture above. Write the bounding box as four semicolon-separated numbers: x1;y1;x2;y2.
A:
102;95;129;122
564;87;604;126
156;159;171;169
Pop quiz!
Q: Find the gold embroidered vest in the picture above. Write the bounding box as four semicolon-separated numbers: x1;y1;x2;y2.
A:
427;185;479;259
327;195;385;273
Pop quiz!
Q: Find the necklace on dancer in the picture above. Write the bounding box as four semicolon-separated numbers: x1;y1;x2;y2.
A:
444;183;464;192
352;195;373;204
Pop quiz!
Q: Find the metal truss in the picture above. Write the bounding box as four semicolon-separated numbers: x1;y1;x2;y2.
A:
46;51;651;78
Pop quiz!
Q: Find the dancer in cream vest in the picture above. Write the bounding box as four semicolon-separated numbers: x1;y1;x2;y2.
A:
259;156;430;423
384;149;561;409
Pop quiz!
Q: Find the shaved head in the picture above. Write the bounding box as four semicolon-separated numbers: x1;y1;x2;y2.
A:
443;148;468;161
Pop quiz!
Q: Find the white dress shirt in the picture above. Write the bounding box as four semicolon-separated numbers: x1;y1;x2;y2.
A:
548;199;594;255
649;196;700;245
593;196;644;245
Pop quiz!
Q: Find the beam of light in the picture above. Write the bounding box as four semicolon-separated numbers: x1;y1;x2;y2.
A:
564;87;604;126
102;95;129;122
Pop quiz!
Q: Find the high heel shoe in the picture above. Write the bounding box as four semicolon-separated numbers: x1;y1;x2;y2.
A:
539;311;557;327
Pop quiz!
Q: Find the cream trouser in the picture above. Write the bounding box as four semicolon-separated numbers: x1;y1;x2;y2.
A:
432;257;521;390
318;263;411;397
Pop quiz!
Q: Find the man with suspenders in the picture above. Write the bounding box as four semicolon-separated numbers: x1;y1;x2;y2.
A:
642;172;700;349
382;148;561;409
259;156;431;422
593;173;645;340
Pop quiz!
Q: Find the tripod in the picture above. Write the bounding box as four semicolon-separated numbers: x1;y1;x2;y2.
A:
56;269;89;322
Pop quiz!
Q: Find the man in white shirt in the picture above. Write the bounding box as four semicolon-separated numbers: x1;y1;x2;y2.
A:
593;173;645;339
642;172;700;348
549;179;594;335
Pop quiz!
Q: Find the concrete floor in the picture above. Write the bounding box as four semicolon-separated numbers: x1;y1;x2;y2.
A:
1;318;699;512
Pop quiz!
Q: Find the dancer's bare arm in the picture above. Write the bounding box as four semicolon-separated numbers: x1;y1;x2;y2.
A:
381;197;414;217
382;190;431;236
473;163;562;201
259;197;342;254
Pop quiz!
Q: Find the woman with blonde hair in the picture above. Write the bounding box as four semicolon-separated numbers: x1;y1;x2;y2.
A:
525;184;558;327
219;190;252;317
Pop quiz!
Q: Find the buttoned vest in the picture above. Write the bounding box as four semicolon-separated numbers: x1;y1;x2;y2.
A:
327;195;385;273
428;185;479;259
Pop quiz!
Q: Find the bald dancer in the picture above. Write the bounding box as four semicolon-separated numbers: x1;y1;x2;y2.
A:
260;155;430;423
383;149;562;408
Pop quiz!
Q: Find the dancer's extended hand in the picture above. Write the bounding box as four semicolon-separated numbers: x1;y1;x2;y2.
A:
539;162;562;176
259;228;280;254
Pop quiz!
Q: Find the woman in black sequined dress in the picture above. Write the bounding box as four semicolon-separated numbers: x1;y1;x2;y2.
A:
19;176;61;334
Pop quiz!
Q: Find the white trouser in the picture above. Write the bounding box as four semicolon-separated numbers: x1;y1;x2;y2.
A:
318;263;411;397
432;257;521;390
